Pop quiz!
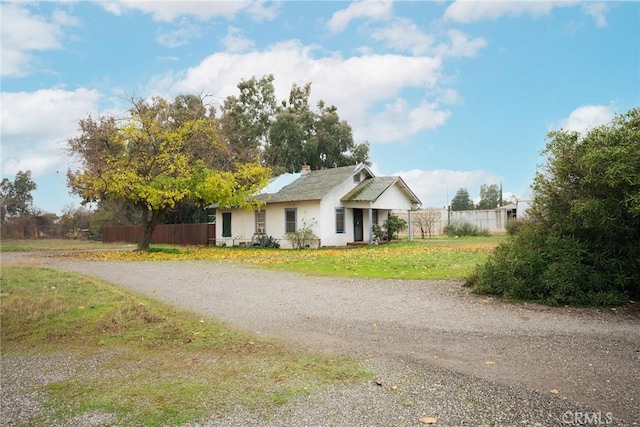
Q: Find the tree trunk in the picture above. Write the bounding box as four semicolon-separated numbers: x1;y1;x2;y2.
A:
137;206;160;251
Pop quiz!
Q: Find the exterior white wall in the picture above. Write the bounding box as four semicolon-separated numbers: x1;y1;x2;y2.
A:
317;174;364;246
371;185;414;210
215;208;255;246
217;201;322;248
216;175;418;247
272;200;321;248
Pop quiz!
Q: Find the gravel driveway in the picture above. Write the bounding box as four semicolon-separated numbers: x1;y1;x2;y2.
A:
3;253;640;426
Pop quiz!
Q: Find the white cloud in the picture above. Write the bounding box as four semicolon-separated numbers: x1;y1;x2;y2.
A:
362;99;451;143
221;26;255;53
327;0;393;34
444;0;610;27
435;29;487;58
156;18;202;47
0;3;77;77
370;18;434;55
554;104;615;133
101;0;279;22
244;0;281;22
395;168;502;208
582;2;608;28
369;18;486;58
1;88;102;177
51;9;80;27
435;88;462;105
155;41;448;144
444;1;567;23
98;1;124;16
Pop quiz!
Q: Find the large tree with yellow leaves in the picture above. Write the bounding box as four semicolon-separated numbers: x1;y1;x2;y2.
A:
67;95;269;251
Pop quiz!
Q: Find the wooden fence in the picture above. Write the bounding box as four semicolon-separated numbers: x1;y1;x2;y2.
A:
103;223;215;246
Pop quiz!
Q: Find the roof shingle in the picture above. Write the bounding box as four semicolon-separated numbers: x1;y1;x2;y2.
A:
341;177;397;202
255;164;362;203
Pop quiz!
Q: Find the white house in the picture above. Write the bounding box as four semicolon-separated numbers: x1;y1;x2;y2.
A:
213;163;422;248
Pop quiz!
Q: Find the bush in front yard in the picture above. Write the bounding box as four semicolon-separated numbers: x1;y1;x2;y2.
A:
468;108;640;306
380;214;407;241
467;226;629;306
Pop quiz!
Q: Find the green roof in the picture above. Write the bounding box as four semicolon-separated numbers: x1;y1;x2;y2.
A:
341;177;398;202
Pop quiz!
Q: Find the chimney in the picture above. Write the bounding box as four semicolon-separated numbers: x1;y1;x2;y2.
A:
301;163;311;175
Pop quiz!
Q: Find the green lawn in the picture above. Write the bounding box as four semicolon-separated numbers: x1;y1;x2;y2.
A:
1;266;370;426
263;238;500;279
52;236;503;281
0;238;132;252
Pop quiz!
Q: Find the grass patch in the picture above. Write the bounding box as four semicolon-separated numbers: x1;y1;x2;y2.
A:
265;239;499;280
1;267;370;426
0;238;132;252
57;236;503;280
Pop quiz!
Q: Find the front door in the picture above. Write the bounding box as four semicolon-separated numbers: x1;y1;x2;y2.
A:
353;208;363;242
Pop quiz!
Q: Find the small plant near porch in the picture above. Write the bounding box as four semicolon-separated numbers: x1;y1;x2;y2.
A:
251;234;280;248
285;219;320;249
376;214;407;242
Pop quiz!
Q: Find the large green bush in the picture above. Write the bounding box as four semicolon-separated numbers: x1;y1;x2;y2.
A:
469;108;640;306
467;226;629;306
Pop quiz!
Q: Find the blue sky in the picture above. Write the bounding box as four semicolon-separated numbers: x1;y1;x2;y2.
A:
1;1;638;214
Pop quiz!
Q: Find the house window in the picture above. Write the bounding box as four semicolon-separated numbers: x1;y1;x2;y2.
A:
255;209;266;234
222;212;232;237
372;209;379;225
285;208;297;233
353;173;361;183
335;208;345;233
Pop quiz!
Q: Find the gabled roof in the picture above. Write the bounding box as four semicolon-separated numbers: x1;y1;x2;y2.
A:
341;176;422;206
255;164;372;203
341;177;397;202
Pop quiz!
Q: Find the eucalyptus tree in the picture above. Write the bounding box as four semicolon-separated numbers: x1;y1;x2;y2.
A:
0;170;37;222
477;184;502;209
220;76;370;174
219;75;277;163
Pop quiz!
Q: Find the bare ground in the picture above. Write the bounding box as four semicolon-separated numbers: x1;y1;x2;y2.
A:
2;252;639;426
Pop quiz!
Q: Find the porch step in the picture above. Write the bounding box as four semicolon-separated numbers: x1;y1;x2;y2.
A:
347;241;388;246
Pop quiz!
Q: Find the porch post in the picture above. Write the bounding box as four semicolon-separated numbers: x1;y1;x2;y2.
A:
368;205;373;244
